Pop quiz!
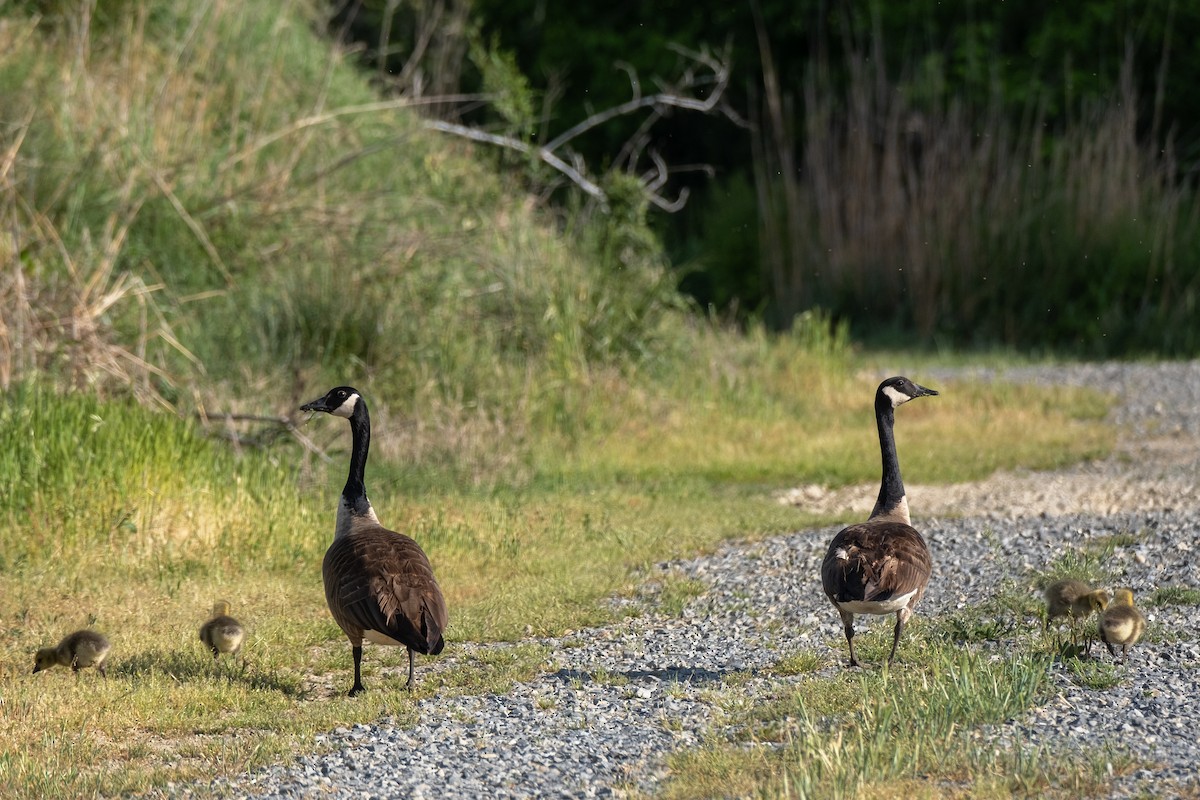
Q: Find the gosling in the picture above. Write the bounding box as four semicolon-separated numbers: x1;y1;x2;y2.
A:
199;601;245;660
33;629;111;678
1044;579;1109;637
1100;587;1146;664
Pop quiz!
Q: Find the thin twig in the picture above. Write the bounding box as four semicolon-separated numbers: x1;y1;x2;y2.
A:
544;46;730;153
220;95;493;171
197;412;334;462
422;119;608;203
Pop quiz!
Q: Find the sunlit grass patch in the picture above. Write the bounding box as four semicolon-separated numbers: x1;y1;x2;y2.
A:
931;584;1042;646
1067;658;1124;690
1037;547;1119;590
1148;586;1200;607
0;348;1118;798
659;645;1110;800
769;651;828;677
643;573;709;617
550;339;1115;488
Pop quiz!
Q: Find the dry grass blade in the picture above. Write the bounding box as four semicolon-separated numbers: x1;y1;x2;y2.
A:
3;188;187;406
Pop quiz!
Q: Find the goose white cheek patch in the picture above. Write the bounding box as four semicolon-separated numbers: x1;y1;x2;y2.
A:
332;393;360;418
882;385;910;407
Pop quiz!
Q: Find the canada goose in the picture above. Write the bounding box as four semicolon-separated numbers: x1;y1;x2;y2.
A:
1043;578;1109;647
1100;587;1146;664
821;376;937;668
199;600;245;660
33;629;111;678
301;386;448;696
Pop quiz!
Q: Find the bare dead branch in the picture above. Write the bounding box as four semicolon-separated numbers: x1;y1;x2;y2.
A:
196;411;334;461
643;150;671;193
421;119;608;203
220;95;494;171
415;44;733;214
396;0;445;92
544;47;730;153
647;186;690;213
613;61;642;102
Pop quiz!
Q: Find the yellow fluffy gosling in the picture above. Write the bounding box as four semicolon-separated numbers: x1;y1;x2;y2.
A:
199;601;245;660
1100;587;1146;664
33;629;111;678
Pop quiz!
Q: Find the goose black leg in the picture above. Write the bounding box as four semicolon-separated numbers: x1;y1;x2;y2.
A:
887;614;905;666
840;610;859;667
349;645;366;696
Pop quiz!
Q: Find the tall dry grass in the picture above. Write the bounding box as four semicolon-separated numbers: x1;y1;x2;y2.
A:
754;32;1200;352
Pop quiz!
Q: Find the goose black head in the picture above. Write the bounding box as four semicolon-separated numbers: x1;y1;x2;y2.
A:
877;376;938;410
301;386;362;419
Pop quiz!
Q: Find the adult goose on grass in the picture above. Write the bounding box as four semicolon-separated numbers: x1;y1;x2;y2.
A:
301;386;448;696
33;629;111;678
1100;587;1146;664
821;376;937;668
199;600;245;660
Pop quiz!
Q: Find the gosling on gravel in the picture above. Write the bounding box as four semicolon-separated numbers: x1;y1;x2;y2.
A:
301;386;448;696
1043;578;1109;643
199;600;245;660
33;629;111;678
1100;587;1146;664
821;376;937;668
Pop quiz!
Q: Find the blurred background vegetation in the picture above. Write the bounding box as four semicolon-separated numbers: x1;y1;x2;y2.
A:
337;0;1200;355
5;0;1197;422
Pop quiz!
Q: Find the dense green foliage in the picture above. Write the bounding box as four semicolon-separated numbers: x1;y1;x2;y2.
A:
345;0;1200;354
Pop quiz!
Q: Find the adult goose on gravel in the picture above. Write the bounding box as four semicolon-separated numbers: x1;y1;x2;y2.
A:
199;600;245;660
1100;587;1146;664
821;376;937;668
33;629;111;678
301;386;448;696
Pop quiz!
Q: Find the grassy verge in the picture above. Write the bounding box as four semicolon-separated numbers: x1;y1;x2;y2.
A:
0;355;1114;797
656;623;1127;800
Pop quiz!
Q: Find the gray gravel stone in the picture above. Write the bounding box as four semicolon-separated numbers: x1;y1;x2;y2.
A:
171;362;1200;799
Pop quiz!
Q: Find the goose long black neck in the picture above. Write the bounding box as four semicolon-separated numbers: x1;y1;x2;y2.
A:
869;400;910;524
341;400;374;518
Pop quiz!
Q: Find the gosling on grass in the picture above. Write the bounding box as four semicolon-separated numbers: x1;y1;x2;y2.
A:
33;629;111;678
1043;578;1109;644
199;601;245;660
1100;587;1146;664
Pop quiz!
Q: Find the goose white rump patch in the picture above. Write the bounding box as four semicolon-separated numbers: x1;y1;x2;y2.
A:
838;587;917;616
364;629;406;647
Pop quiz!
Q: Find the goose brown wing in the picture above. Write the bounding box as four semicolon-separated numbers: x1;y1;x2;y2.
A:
324;525;448;654
822;522;932;605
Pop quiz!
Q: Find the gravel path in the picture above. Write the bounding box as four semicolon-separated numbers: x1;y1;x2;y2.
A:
199;362;1200;799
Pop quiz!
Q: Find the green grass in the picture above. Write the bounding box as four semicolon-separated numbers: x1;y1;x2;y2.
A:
0;0;1128;796
658;621;1123;800
0;359;1115;797
931;581;1039;645
1067;659;1124;691
1149;586;1200;608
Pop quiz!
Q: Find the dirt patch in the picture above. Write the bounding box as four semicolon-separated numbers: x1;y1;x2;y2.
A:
780;435;1200;521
